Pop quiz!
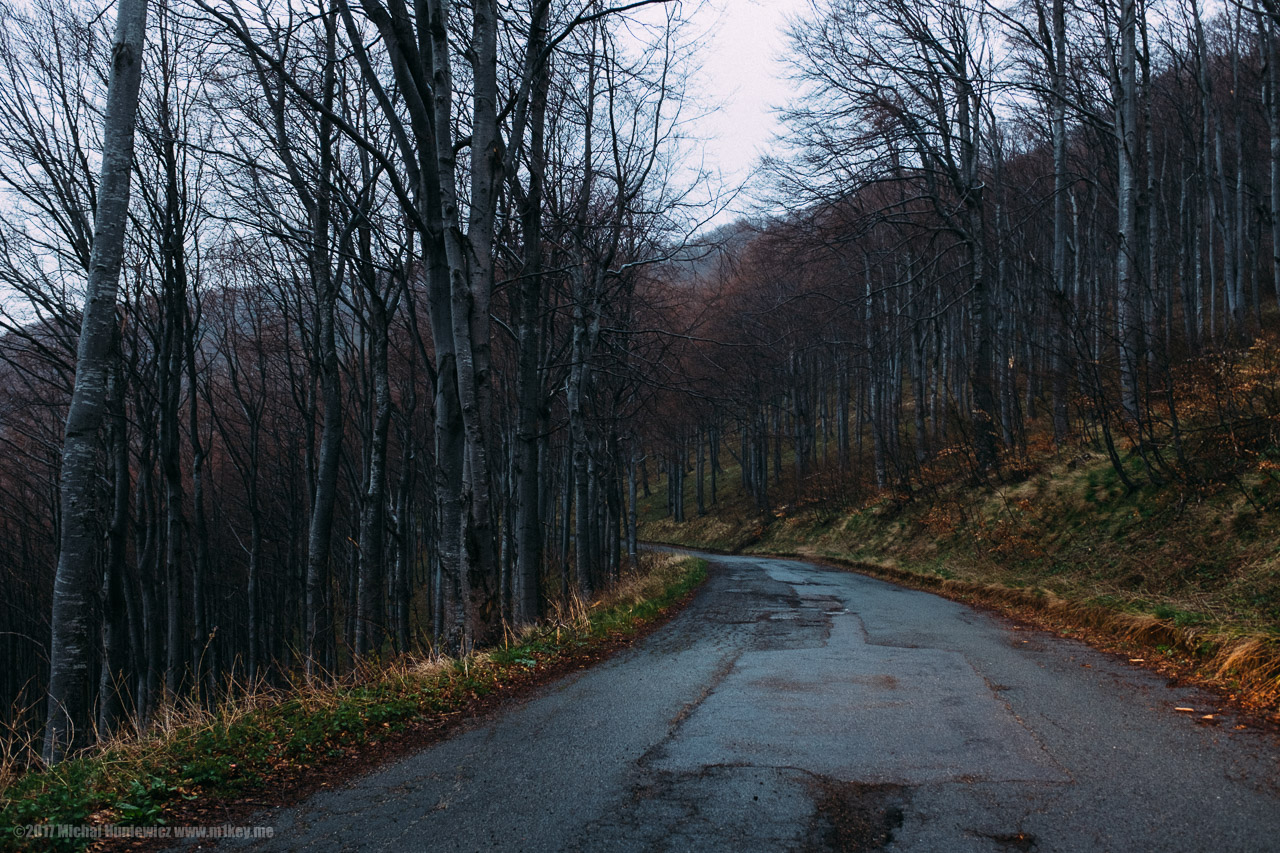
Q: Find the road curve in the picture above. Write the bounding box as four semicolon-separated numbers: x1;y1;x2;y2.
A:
204;551;1280;852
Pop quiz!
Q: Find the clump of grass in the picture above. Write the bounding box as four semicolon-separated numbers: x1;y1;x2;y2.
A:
1211;637;1280;709
0;697;44;795
0;555;706;852
580;553;707;637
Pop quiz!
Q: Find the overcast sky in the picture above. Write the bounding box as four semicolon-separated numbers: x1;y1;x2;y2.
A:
676;0;809;223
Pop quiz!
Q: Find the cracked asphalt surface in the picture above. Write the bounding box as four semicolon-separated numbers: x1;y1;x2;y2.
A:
205;551;1280;852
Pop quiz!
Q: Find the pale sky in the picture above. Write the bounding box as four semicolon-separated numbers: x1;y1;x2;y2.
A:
679;0;808;223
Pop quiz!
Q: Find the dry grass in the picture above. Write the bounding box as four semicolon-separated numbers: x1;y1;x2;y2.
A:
598;553;704;606
1211;637;1280;710
643;514;760;553
0;698;43;793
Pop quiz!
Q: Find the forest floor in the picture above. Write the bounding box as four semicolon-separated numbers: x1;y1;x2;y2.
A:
639;392;1280;722
0;554;707;853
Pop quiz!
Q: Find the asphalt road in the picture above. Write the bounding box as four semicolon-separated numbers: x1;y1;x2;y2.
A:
208;551;1280;852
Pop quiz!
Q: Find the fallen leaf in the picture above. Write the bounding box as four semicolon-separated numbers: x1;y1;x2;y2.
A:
1129;658;1144;662
1174;707;1195;712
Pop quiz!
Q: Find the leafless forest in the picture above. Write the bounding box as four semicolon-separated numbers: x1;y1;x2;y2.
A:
2;0;1278;765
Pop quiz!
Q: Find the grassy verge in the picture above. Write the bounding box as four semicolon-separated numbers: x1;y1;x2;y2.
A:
0;554;706;852
641;449;1280;720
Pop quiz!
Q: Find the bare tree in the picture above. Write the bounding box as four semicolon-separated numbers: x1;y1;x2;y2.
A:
44;0;149;764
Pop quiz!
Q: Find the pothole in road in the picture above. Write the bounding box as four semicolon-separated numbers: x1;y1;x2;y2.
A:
803;778;910;852
800;595;848;613
750;615;832;650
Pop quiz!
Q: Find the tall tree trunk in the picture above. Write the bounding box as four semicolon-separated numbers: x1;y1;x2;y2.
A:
45;0;149;764
1267;16;1280;312
695;427;705;515
511;2;549;626
627;445;639;566
459;0;502;649
958;78;998;474
356;291;392;658
304;10;341;679
428;0;501;650
1117;0;1142;424
98;351;131;736
1050;0;1072;442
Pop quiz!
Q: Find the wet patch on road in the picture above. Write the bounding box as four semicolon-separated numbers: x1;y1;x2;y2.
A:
570;765;819;852
803;778;909;852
